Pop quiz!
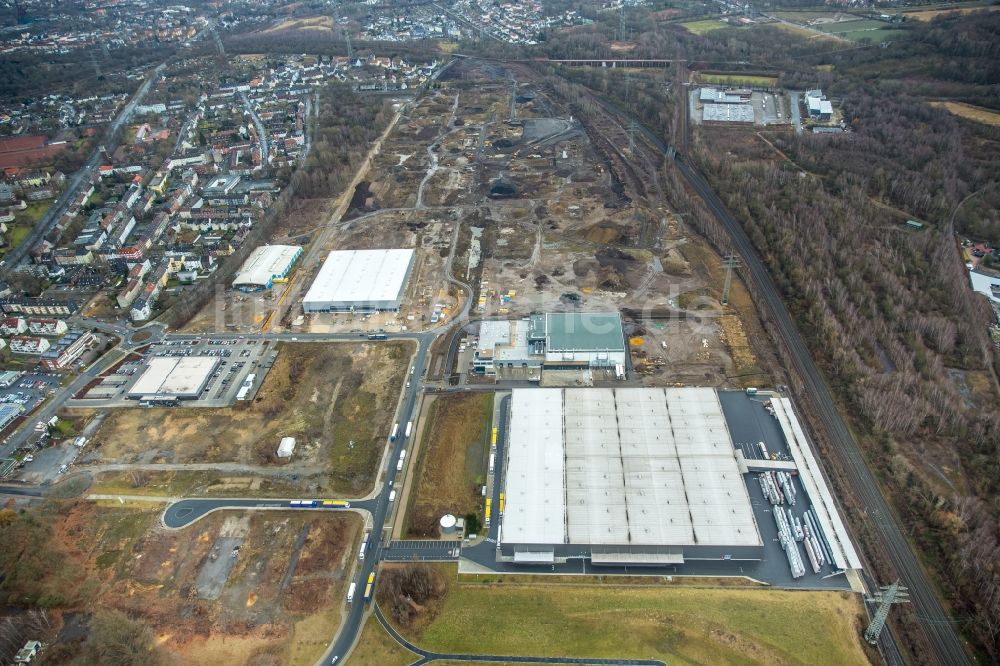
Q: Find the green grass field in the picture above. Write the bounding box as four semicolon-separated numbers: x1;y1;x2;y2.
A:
21;201;50;223
393;568;871;666
840;28;908;42
7;226;30;248
679;19;729;35
815;19;887;34
699;72;779;88
770;10;842;22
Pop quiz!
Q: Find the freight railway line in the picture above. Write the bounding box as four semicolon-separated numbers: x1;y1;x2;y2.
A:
668;149;969;666
588;88;969;664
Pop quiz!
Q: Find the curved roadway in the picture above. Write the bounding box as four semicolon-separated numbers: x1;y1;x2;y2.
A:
374;604;665;666
162;497;379;528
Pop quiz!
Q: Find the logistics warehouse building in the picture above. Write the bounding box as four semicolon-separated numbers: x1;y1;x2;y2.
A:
474;312;627;375
302;249;415;313
232;244;302;291
127;357;219;401
500;387;764;564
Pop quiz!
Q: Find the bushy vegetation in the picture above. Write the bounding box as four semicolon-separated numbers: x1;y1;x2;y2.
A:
376;564;445;628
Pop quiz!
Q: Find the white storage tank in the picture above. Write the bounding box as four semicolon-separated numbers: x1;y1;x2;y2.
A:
439;513;457;535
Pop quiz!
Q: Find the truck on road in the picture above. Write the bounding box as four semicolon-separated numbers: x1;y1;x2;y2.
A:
390;423;398;441
364;572;375;600
404;421;413;438
488;452;495;475
347;582;356;603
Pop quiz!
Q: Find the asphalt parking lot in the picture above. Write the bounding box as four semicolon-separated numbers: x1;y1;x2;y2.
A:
0;371;61;415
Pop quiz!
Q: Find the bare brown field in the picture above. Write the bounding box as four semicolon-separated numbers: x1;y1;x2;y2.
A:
403;393;493;537
264;16;335;32
901;4;998;21
930;101;1000;126
0;500;361;665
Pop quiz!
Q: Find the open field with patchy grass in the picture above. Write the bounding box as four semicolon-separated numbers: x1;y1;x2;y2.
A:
0;500;361;664
76;342;409;496
698;72;779;88
349;615;417;666
403;393;493;537
767;22;841;41
930;101;1000;126
386;564;871;666
770;10;845;22
679;19;729;35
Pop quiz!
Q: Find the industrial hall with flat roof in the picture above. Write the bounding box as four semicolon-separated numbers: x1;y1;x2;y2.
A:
495;386;862;579
500;387;763;565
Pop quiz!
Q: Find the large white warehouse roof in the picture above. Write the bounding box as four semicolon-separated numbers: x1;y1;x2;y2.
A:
303;249;415;312
503;387;760;549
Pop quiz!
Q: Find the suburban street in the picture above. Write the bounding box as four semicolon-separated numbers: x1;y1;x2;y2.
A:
0;62;166;272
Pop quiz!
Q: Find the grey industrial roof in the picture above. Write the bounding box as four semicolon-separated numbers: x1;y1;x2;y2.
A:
702;104;755;123
502;387;761;549
128;357;219;397
502;388;566;545
544;312;625;352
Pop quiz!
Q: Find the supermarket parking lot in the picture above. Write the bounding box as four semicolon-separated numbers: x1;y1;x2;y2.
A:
67;337;276;408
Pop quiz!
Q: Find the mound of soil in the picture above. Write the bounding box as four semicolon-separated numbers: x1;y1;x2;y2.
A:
597;266;628;291
585;222;626;245
596;247;635;271
573;258;597;278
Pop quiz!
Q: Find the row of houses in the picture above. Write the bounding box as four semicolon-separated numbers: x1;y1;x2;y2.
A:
0;317;68;336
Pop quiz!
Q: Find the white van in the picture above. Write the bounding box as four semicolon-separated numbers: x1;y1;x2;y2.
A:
389;490;396;502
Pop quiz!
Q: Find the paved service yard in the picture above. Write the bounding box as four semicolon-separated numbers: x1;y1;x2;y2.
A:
67;338;273;408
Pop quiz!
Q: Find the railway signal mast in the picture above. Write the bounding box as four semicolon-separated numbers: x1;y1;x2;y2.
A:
865;580;910;644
